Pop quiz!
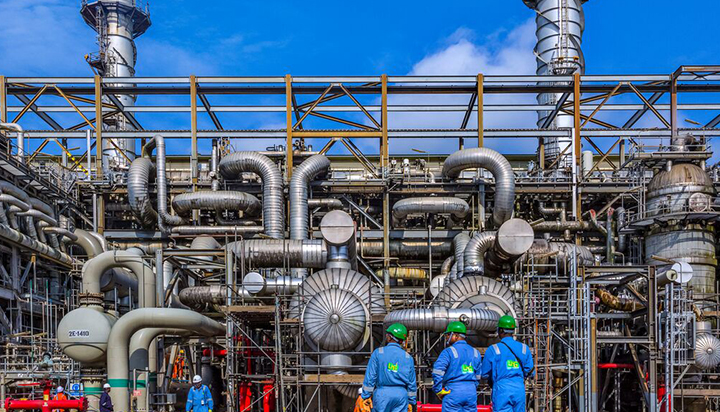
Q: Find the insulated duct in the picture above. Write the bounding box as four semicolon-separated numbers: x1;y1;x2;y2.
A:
360;240;452;260
148;135;185;231
178;285;226;311
219;151;284;239
71;229;104;258
442;148;515;227
105;308;224;412
392;197;470;226
0;223;74;265
225;239;327;269
463;219;534;277
128;157;157;227
82;250;155;308
519;240;595;274
290;154;331;241
172;190;261;217
384;307;500;332
0;123;24;162
451;233;470;278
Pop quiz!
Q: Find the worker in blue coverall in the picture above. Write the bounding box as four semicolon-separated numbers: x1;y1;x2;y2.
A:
186;375;213;412
359;323;418;412
432;321;483;412
480;315;535;412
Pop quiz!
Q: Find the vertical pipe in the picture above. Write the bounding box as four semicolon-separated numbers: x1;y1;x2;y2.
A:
381;74;390;307
285;74;294;179
574;73;582;219
477;73;484;148
86;129;92;181
94;75;105;234
190;75;198;191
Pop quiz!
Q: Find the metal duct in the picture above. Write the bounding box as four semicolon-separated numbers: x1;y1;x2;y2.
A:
171;190;261;217
392;197;470;226
523;0;588;165
519;240;595;274
464;219;534;277
289;268;385;353
0;223;74;265
595;289;643;312
128;157;158;227
171;226;264;235
440;256;455;277
360;240;452;260
442;148;515;227
82;250;155;308
191;236;221;258
0;194;30;213
28;198;55;217
71;229;104;258
219;151;284;239
451;233;470;279
226;239;327;269
0;181;29;201
375;267;428;280
384;307;500;332
18;209;58;227
105;308;224;412
308;198;343;210
43;226;78;242
530;220;592;232
149;135;186;231
178;285;226;311
243;272;302;295
290;154;331;241
320;210;357;271
0;123;24;162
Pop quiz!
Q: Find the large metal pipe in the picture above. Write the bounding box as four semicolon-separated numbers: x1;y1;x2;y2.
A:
219;152;284;239
360;240;452;260
0;123;24;162
170;225;264;235
384;307;500;332
82;250;155;307
463;219;535;277
129;328;191;412
290;154;331;241
128;157;157;227
442;148;515;227
71;229;105;258
178;285;226;311
171;191;261;217
106;308;224;412
147;136;185;232
225;239;327;269
0;223;74;265
392;197;470;226
307;198;343;210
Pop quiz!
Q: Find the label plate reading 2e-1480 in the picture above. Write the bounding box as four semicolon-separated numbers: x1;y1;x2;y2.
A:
68;330;90;338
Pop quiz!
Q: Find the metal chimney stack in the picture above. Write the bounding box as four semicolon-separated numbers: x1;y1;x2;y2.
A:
523;0;589;167
81;0;151;171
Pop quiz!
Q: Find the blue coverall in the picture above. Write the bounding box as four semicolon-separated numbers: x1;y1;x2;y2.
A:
480;336;535;412
432;340;483;412
186;384;213;412
361;342;418;412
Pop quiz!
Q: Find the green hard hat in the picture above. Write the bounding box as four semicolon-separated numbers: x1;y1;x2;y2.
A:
445;321;467;335
386;323;408;340
498;315;517;330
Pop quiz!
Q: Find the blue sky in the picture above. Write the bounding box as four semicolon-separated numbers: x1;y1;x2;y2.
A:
1;0;719;158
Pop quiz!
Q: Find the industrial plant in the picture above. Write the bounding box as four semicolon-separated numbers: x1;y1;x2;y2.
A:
1;0;720;411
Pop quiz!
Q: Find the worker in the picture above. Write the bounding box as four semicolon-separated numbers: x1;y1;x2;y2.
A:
431;321;482;412
480;315;535;412
186;375;213;412
52;386;68;412
99;383;113;412
358;323;418;412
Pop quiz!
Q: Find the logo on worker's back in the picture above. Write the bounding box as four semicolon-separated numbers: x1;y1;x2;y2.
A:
387;362;399;373
461;364;474;374
506;360;520;370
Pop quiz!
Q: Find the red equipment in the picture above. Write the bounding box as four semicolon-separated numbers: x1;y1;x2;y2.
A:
5;381;86;412
417;404;491;412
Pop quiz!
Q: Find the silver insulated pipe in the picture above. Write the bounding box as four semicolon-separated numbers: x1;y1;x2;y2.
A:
392;197;470;227
523;0;589;165
384;306;500;332
464;219;535;277
290;154;331;240
219;152;284;239
442;148;516;227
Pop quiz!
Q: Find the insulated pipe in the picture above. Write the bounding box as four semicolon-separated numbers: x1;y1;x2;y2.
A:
82;251;155;308
0;194;31;213
595;289;643;312
43;226;78;242
129;328;191;411
0;123;24;162
170;226;264;235
178;285;228;310
442;147;515;227
452;233;471;279
307;198;343;210
106;308;224;412
219;151;284;239
17;209;58;227
0;223;74;265
440;256;455;277
225;239;327;269
615;207;627;253
392;197;470;226
360;240;452;260
463;231;497;276
71;229;104;258
128;157;157;227
290;154;331;241
171;191;261;217
0;181;29;201
191;236;222;257
531;220;593;232
146;135;186;231
384;306;500;332
28;198;55;217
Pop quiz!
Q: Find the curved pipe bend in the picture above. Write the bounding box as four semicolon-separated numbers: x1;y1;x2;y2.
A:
172;190;262;217
463;232;497;276
442;147;515;227
219;151;284;239
384;306;500;332
82;250;156;307
290;154;331;241
392;197;470;227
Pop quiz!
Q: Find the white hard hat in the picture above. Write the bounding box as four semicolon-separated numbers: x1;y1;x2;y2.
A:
57;386;64;393
192;375;202;384
103;383;111;389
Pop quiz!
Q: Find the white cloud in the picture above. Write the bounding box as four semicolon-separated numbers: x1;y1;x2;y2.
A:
387;20;539;154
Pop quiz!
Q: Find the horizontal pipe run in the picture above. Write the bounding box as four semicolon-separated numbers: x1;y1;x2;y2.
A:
384;306;500;332
0;223;74;266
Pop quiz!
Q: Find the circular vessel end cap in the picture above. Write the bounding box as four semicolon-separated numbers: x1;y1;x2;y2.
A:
496;218;535;256
320;210;355;245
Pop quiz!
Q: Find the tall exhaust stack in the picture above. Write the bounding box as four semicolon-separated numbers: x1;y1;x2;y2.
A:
81;0;151;171
523;0;589;167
